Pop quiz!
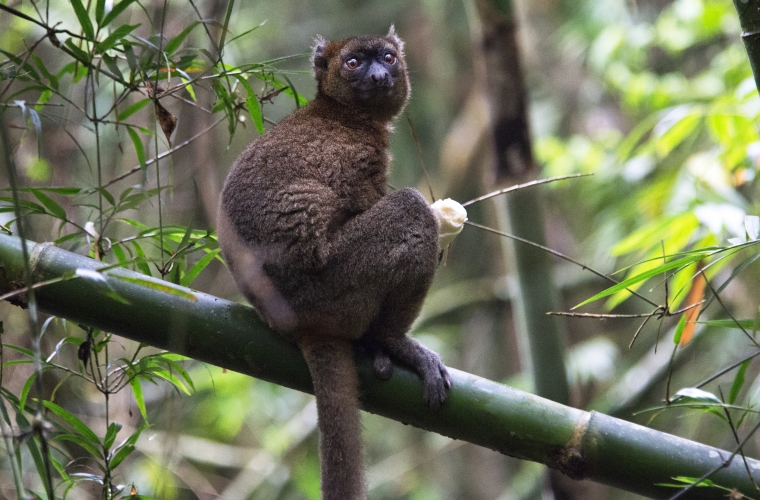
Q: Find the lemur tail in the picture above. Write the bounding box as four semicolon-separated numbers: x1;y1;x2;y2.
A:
298;336;366;500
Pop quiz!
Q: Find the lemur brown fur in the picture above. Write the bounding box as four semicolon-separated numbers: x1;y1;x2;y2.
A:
217;27;452;500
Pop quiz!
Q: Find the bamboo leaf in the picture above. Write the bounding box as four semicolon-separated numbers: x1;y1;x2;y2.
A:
728;359;750;405
151;368;191;395
118;98;151;121
0;197;46;215
2;360;34;367
2;344;33;357
64;38;90;64
180;248;220;287
117;217;147;230
110;424;145;468
19;371;37;413
103;422;122;450
96;24;139;54
109;443;135;469
125;44;138;72
55;433;103;460
612;214;698;256
29;444;53;491
97;187;116;207
4;187;83;196
50;456;71;484
574;254;707;309
227;21;267;45
30;189;67;220
47;336;81;364
234;75;264;134
115;187;167;213
118;186;135;202
101;0;138;27
31;54;58;91
129;377;148;421
746;215;760;241
126;127;147;173
34;89;53;111
70;0;95;40
164;21;200;55
0;50;40;82
697;319;756;329
177;220;194;251
159;353;191;362
672;387;722;405
657;476;715;487
131;241;152;275
102;53;124;81
671;315;686;345
180;77;197;101
69;472;105;483
111;243;128;266
95;0;106;24
161;357;195;392
42;400;100;446
654;111;700;158
218;0;235;54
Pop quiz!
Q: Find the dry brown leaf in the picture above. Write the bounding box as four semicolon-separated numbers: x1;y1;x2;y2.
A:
145;81;177;147
679;260;705;346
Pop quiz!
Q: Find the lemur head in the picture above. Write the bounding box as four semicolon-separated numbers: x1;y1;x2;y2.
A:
312;26;409;121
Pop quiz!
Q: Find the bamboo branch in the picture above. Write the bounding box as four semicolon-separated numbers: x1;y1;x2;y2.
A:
0;234;757;499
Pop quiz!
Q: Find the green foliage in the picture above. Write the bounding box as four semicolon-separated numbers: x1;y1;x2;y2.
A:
537;0;760;492
541;0;760;318
1;320;200;497
0;0;310;497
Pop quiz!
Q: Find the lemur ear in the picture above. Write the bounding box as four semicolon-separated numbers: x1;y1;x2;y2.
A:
387;25;404;51
312;35;329;80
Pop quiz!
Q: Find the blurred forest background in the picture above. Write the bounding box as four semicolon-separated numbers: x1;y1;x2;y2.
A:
2;0;760;498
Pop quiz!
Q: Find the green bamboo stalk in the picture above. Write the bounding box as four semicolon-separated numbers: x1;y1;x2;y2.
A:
470;0;570;406
733;0;760;94
0;234;758;499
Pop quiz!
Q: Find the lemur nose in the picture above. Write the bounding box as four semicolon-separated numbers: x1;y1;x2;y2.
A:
369;63;390;86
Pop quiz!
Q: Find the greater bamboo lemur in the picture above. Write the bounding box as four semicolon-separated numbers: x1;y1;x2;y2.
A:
217;27;452;500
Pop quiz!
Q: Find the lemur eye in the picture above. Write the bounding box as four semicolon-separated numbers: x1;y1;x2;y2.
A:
346;58;360;69
384;53;397;64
